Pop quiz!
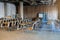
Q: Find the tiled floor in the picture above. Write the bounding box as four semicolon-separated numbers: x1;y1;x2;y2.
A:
0;30;60;40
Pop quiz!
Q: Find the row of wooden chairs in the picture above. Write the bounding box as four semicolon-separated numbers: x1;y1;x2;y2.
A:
0;19;33;31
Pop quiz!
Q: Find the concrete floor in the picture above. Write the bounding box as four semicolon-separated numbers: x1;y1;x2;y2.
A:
0;30;60;40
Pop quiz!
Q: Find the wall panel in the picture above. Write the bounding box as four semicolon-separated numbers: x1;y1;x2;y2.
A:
0;2;5;18
24;5;58;20
6;3;16;18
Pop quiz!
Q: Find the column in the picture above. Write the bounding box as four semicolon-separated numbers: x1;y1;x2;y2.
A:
20;2;24;20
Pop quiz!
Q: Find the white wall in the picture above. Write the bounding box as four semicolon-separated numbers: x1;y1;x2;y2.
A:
47;6;58;20
6;3;16;18
0;2;5;18
0;3;16;18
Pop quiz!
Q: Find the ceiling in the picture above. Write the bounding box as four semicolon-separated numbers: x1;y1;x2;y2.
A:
0;0;56;6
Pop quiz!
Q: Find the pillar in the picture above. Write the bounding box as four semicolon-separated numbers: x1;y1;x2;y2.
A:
20;2;24;20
